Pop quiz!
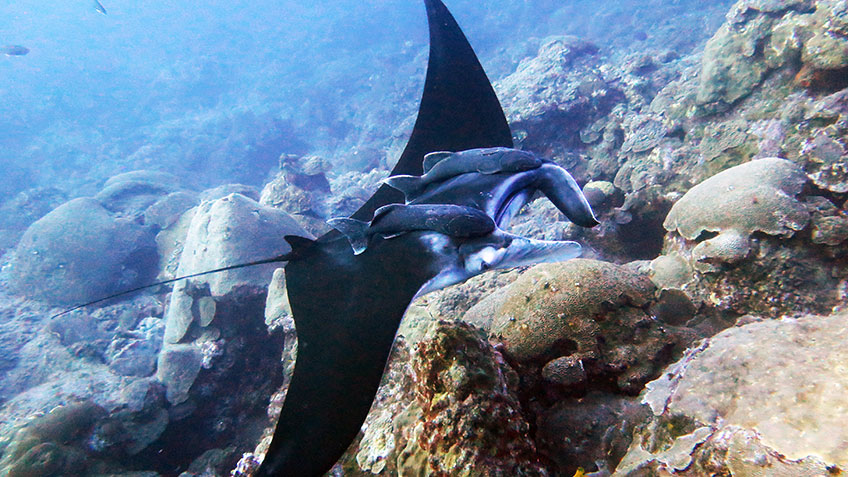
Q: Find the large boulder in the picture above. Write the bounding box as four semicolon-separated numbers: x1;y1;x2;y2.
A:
11;198;157;306
618;312;848;475
161;192;309;347
151;193;300;472
8;169;200;306
95;172;180;217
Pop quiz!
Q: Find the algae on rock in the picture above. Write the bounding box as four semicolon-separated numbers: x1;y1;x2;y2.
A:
338;321;547;476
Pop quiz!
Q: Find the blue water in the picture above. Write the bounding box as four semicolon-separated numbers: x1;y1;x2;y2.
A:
1;0;728;196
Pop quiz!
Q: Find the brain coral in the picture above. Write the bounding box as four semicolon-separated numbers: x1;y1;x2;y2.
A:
484;260;656;377
663;158;809;268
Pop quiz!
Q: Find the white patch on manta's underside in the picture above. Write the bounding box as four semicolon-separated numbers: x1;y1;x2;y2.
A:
413;233;462;298
464;245;506;275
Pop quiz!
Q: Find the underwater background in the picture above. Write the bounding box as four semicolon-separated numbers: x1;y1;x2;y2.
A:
1;0;847;475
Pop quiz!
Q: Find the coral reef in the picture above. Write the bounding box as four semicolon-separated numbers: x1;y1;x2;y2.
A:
4;0;848;475
325;0;848;468
663;158;809;270
657;157;847;318
694;0;848;113
0;401;106;476
259;153;389;236
463;260;698;472
337;321;548;476
496;36;625;161
618;312;848;475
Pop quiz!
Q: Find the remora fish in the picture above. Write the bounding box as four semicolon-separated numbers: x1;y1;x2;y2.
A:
2;45;29;56
388;147;598;229
328;203;496;255
385;147;543;198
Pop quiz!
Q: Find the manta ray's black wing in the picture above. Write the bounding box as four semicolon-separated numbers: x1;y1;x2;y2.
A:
349;0;512;222
256;1;511;475
258;236;443;476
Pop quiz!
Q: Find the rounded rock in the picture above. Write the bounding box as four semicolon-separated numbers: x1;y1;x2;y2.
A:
488;259;655;364
11;198;157;305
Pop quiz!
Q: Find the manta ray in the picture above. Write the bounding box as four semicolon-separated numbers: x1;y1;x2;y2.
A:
254;1;596;475
53;1;597;475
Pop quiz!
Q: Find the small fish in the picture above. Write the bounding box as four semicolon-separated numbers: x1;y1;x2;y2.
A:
2;45;29;56
93;0;107;15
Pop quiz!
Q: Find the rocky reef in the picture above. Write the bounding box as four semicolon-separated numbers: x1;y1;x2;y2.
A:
329;0;848;474
335;321;548;476
619;312;848;476
657;157;847;318
0;183;303;475
9;171;195;306
2;0;848;475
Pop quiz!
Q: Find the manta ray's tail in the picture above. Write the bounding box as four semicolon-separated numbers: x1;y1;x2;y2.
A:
49;252;296;319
